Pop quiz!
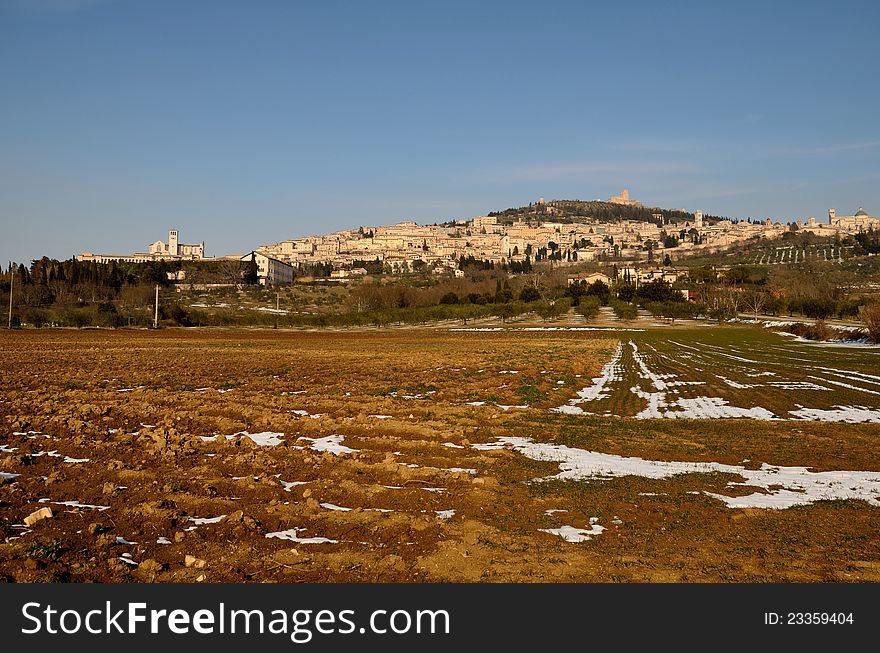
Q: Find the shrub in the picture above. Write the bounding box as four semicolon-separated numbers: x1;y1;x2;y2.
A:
611;300;638;321
860;302;880;343
577;296;600;321
519;287;541;303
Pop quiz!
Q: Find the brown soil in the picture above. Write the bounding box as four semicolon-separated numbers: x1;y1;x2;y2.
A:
2;328;879;583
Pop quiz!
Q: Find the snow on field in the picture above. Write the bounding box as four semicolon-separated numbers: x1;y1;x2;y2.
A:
539;520;605;542
290;409;322;419
38;499;109;511
789;405;880;423
809;377;880;396
200;431;286;446
553;405;591;415
320;502;351;512
297;434;359;455
435;510;455;520
553;342;623;415
474;436;880;509
550;337;880;422
0;472;20;479
768;381;829;391
280;480;309;491
188;515;227;525
634;393;778;420
717;376;758;389
266;528;338;544
816;368;880;385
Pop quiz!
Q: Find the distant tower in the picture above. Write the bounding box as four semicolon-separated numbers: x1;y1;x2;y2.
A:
168;229;179;255
694;210;703;229
538;197;545;205
828;208;836;224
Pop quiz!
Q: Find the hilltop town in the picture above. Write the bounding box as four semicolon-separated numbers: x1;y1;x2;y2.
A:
75;190;879;286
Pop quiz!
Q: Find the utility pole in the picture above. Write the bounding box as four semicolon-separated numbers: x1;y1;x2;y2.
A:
7;264;13;329
154;284;159;329
274;291;279;329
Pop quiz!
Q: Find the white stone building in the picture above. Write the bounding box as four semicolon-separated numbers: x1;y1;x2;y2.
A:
241;251;294;286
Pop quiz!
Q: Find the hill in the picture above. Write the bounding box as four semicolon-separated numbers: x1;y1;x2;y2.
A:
486;199;726;226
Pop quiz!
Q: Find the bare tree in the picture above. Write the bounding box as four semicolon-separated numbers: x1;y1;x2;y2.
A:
742;289;768;323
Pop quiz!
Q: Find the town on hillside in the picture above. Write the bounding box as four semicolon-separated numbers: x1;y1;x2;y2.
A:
75;190;879;286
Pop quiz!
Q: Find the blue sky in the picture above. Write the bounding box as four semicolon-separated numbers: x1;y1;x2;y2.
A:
1;0;878;264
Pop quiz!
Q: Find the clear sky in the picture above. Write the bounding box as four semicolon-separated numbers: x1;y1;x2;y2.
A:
1;0;878;265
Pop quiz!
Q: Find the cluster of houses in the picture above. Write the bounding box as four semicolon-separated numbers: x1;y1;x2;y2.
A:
76;198;879;287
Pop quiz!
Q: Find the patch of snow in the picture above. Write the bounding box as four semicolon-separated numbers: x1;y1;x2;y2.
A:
320;502;351;512
188;515;226;525
1;472;20;479
435;510;455;520
543;509;568;515
768;381;829;391
297;434;358;455
789;405;880;423
265;528;338;544
369;414;393;419
63;456;90;463
156;537;172;545
202;431;286;446
280;480;309;491
31;450;61;458
290;410;322;419
444;467;477;475
553;405;590;415
816;368;880;385
39;499;109;511
555;342;623;410
442;442;465;449
478;436;880;510
114;536;136;545
808;376;880;396
539;523;605;542
717;375;758;389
